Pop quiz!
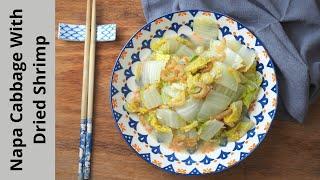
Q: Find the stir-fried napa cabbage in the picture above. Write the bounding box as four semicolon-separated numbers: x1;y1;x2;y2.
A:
223;101;243;127
199;119;224;141
224;117;255;141
125;15;261;153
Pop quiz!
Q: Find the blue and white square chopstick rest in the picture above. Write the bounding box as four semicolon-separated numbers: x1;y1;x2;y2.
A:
58;23;116;41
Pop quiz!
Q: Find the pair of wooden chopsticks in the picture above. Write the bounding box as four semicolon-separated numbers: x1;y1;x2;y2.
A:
78;0;96;179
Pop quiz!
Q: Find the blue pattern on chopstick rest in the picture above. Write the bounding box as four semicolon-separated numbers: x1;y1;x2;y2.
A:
78;118;87;178
58;23;116;42
97;24;117;41
83;118;93;179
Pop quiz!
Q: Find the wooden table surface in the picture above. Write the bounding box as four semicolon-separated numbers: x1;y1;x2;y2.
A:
56;0;320;179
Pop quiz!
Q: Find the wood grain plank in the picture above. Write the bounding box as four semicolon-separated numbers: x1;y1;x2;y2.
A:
56;0;320;179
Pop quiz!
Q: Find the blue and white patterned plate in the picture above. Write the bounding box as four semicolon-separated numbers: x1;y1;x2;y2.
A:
110;10;277;175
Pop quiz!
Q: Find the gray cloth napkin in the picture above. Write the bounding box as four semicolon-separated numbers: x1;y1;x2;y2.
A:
141;0;320;122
